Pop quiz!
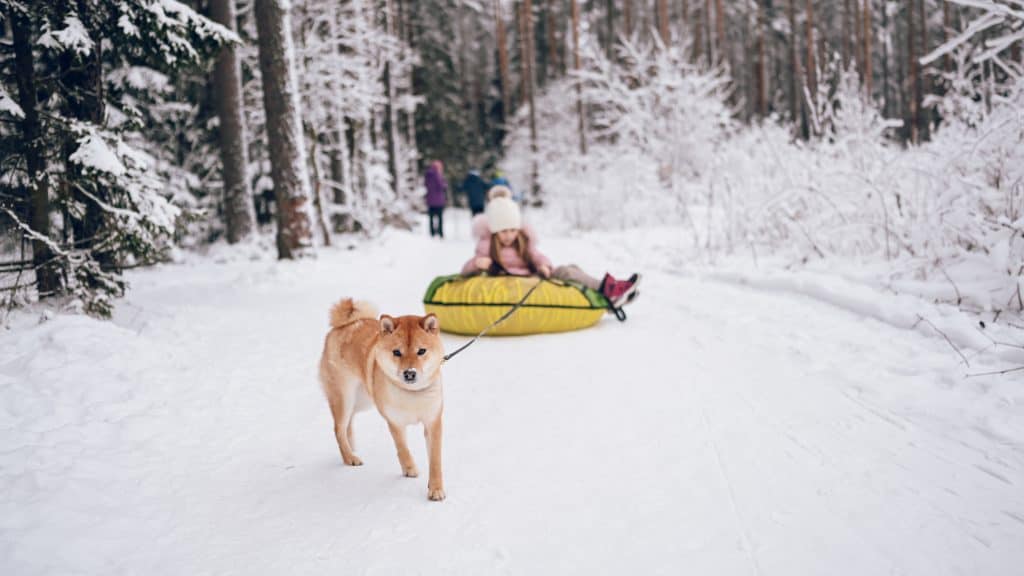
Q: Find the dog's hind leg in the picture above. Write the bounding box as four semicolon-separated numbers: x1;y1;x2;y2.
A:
326;381;363;466
387;421;418;478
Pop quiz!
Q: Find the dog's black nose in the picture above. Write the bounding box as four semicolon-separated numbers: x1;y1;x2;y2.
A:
403;369;417;382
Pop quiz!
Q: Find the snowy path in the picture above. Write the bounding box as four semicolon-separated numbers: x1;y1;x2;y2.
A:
2;219;1023;575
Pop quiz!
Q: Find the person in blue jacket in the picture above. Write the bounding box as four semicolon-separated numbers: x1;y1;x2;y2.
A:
460;170;489;215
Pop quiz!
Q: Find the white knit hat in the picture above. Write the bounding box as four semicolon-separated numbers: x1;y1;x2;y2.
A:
485;186;521;232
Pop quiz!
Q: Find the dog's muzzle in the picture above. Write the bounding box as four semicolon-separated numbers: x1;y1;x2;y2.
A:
402;369;418;384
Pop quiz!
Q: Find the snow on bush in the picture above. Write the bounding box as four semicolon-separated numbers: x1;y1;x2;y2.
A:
0;86;24;119
504;40;1023;314
504;41;731;231
70;131;128;177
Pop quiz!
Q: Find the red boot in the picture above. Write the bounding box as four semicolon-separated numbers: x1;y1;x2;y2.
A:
601;273;641;308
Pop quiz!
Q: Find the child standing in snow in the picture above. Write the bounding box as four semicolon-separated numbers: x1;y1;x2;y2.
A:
461;186;640;309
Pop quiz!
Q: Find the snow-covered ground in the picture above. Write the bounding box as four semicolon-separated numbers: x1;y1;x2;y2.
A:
2;210;1023;575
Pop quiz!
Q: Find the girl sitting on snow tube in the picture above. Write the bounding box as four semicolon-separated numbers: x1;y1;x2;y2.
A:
462;186;640;309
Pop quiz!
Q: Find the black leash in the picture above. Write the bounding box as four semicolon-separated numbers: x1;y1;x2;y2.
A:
440;275;628;363
441;278;546;364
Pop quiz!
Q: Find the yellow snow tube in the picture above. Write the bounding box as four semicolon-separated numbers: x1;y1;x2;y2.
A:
423;275;609;336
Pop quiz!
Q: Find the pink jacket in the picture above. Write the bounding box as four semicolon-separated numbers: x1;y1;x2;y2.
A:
461;215;553;276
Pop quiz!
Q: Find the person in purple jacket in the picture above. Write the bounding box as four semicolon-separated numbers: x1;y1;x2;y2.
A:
424;160;448;238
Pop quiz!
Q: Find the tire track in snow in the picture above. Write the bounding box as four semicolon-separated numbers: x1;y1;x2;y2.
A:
691;354;912;572
690;368;763;576
668;271;1024;572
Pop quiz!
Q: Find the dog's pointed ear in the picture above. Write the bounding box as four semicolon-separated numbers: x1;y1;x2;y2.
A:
380;315;396;334
421;314;439;334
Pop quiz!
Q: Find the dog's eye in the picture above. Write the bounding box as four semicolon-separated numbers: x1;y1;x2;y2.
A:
417;348;427;356
393;349;402;357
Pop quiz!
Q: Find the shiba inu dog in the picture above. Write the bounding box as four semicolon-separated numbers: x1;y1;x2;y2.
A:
318;298;446;501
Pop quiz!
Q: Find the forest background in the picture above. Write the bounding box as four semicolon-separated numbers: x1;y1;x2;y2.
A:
0;0;1021;320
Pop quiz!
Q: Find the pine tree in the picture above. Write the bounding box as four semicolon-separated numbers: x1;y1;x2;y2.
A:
1;0;235;315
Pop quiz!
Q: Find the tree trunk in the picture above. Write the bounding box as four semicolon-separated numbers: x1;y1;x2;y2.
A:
756;0;767;118
396;0;406;43
714;0;726;64
942;1;952;73
524;0;539;200
327;4;352;212
906;0;919;144
517;1;527;106
476;32;489;143
982;27;993;114
625;0;634;37
460;8;474;111
253;0;315;258
546;0;560;78
384;0;402;197
862;0;872;98
396;1;417;194
496;0;512;126
657;0;670;45
570;0;586;155
852;0;861;74
741;5;753;122
329;122;350;205
210;0;256;244
404;111;418;200
787;0;803;135
882;0;891;117
606;0;615;59
10;7;62;296
693;1;704;63
805;0;817;107
842;0;851;69
894;0;905;120
306;128;332;246
917;0;930;141
535;1;547;85
705;0;714;64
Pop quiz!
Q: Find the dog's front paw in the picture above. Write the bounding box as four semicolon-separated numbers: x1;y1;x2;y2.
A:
427;485;446;501
344;455;364;466
403;465;419;478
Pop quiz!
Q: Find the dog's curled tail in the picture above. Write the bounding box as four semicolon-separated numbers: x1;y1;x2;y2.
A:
329;298;378;329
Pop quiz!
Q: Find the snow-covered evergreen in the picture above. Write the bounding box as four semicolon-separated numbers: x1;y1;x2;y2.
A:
1;0;234;315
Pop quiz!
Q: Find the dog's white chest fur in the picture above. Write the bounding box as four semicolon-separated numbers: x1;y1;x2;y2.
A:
376;379;443;426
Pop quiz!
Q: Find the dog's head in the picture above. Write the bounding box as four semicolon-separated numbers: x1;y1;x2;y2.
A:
375;314;443;391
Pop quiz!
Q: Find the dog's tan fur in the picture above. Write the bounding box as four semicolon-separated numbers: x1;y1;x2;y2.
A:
318;298;446;501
